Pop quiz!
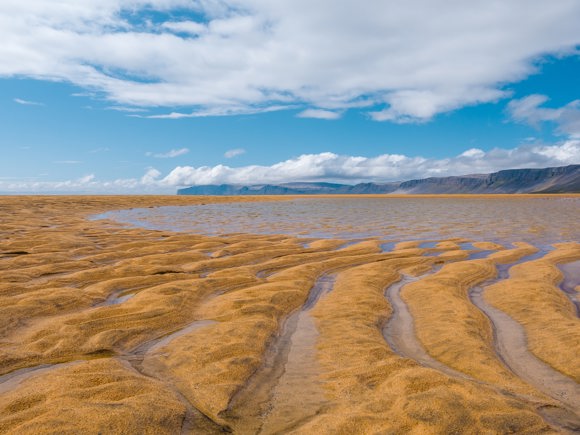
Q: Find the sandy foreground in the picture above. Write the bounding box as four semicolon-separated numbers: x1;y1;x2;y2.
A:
0;195;579;434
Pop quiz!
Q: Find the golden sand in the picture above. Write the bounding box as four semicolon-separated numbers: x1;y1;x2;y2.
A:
485;244;580;383
0;195;579;434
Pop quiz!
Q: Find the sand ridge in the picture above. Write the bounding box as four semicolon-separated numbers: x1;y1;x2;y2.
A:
485;243;580;383
0;195;578;434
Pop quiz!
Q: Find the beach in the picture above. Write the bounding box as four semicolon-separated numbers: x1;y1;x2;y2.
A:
0;195;579;434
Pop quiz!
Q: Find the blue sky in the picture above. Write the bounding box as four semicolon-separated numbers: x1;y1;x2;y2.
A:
0;0;579;193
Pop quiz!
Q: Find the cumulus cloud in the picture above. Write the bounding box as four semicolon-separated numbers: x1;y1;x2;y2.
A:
140;167;162;185
224;148;246;158
146;148;189;158
14;98;43;106
508;95;580;138
460;148;486;159
159;141;580;186
297;109;342;120
2;142;577;193
1;1;580;122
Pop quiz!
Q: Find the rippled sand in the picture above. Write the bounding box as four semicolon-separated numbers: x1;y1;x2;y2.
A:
0;195;579;434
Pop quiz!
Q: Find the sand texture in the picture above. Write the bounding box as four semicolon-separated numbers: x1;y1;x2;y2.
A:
0;195;579;434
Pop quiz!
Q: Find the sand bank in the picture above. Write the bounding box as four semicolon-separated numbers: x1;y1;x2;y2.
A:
0;195;578;434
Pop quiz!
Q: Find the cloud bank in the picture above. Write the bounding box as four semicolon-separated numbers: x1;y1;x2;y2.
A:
160;141;580;186
2;141;577;193
1;1;580;121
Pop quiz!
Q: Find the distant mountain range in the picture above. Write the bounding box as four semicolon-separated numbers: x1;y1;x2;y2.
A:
177;164;580;195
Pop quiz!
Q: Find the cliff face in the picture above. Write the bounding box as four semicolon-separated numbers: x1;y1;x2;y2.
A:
395;175;487;194
177;164;580;195
486;165;580;193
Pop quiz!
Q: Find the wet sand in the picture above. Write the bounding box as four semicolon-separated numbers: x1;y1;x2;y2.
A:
0;195;579;434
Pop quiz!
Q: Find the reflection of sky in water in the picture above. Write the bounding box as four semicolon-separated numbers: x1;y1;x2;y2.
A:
95;197;579;246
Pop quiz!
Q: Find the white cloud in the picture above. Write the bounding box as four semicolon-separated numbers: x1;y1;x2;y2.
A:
297;109;342;120
460;148;486;159
2;141;577;193
533;140;579;161
159;141;580;186
224;148;246;158
146;148;189;158
508;95;580;138
106;106;147;113
162;21;207;35
369;88;508;123
78;174;95;183
14;98;44;106
1;1;579;122
0;173;104;193
141;167;162;185
144;105;291;119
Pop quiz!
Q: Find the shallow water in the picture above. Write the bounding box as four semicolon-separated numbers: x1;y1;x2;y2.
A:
94;290;135;307
468;252;580;418
560;260;580;293
223;274;336;434
559;260;580;315
95;197;579;246
474;283;580;415
383;273;467;379
0;362;83;396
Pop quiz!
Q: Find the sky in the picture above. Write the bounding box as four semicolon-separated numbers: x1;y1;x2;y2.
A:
0;0;579;193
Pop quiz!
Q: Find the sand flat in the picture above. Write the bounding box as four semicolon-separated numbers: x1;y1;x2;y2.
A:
0;195;579;434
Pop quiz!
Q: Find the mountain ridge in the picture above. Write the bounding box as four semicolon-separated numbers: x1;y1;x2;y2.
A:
177;164;580;195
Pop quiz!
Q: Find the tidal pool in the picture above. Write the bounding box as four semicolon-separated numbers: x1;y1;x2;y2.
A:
96;197;579;246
